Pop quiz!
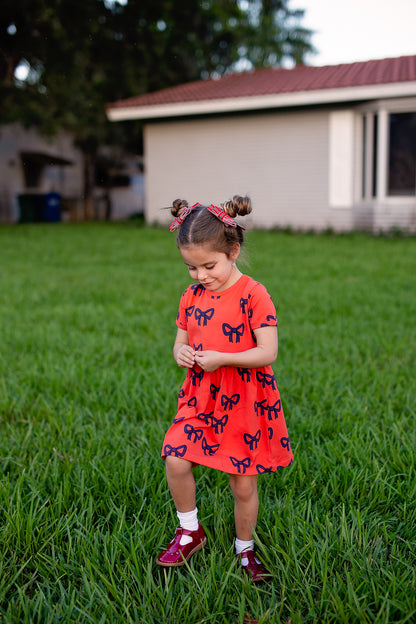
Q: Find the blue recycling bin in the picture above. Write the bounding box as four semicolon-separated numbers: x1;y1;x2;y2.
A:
42;192;61;222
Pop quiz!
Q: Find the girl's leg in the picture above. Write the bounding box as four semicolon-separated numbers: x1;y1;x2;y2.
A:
228;473;259;540
165;455;196;512
157;455;206;567
229;473;270;582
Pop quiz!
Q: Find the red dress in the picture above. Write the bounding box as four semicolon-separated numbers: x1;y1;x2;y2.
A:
161;274;293;475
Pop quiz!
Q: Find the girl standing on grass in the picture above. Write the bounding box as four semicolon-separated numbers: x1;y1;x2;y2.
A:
157;196;293;582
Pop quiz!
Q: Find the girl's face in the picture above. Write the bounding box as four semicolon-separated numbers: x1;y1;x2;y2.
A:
180;243;241;292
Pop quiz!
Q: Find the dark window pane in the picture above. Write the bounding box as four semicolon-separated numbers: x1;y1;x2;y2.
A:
372;114;378;198
388;112;416;196
362;115;367;198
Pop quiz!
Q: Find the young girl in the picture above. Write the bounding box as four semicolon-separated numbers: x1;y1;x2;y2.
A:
157;195;293;582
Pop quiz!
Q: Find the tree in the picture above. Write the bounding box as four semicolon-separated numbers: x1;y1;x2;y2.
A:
1;0;137;217
110;0;315;91
0;0;314;218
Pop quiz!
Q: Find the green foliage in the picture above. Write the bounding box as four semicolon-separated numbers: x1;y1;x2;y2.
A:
0;224;414;623
1;0;136;148
0;1;314;148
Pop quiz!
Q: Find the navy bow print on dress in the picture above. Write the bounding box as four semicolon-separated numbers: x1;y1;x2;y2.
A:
210;383;220;400
267;399;281;420
230;456;251;474
184;424;203;443
211;414;228;434
239;294;251;314
185;305;195;320
280;437;291;451
254;398;281;420
256;464;273;474
243;429;261;451
260;314;277;327
223;322;244;343
164;444;187;457
187;397;197;408
202;437;220;456
255;371;277;390
190;368;204;386
195;307;214;326
191;283;205;297
220;393;240;410
254;399;267;417
237;367;251;382
197;410;214;425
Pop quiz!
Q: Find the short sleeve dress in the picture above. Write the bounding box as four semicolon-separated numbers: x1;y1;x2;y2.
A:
161;274;293;475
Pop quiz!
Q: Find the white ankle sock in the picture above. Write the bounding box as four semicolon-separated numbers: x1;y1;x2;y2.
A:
177;508;199;546
235;538;254;565
177;507;199;531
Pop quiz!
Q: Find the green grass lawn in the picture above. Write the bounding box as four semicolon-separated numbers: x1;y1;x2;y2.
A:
0;223;415;623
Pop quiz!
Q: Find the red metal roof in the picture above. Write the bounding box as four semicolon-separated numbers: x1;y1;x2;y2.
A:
108;55;416;111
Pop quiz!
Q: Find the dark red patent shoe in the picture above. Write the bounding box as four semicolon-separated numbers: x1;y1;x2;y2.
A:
240;550;271;583
156;522;206;567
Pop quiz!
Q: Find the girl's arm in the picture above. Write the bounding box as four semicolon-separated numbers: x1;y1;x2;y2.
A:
194;325;278;372
173;328;196;368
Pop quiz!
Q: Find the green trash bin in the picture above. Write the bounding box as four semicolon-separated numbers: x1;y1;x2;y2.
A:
18;194;44;223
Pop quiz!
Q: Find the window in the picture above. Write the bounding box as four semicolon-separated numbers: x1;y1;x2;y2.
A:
372;114;378;198
388;112;416;196
361;109;416;199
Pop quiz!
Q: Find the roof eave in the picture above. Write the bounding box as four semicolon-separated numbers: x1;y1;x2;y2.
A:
107;81;416;121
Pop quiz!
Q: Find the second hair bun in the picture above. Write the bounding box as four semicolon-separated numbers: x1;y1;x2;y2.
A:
222;195;252;218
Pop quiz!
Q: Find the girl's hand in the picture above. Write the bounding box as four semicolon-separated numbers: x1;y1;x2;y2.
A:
175;344;196;368
194;350;224;372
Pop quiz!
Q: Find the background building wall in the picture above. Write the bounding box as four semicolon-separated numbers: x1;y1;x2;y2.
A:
144;109;353;231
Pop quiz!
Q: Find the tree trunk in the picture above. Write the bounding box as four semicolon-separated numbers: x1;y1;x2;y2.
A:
83;151;95;220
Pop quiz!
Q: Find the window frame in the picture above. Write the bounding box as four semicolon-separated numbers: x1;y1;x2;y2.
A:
357;98;416;203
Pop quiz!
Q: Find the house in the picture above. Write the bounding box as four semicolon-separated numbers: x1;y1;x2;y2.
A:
0;123;84;223
0;123;144;223
106;55;416;233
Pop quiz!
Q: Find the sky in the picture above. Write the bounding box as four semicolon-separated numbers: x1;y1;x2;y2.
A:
292;0;416;66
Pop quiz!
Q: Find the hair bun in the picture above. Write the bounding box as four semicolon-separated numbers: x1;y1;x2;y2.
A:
171;198;189;217
222;195;252;218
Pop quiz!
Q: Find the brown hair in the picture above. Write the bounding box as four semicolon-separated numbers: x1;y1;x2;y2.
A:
171;195;252;256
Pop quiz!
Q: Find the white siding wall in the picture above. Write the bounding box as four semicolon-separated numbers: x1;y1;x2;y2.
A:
144;109;352;231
